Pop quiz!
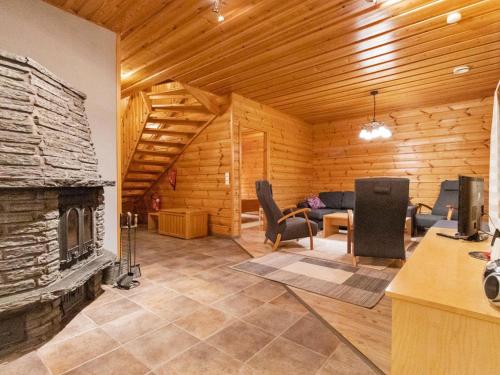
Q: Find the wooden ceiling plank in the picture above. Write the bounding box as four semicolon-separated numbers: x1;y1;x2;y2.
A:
200;0;498;94
245;26;500;100
263;50;500;107
175;0;485;89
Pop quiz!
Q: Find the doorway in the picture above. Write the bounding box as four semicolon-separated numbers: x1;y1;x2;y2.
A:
240;127;268;233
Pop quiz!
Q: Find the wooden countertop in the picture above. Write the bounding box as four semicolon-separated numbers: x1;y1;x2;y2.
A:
386;226;500;324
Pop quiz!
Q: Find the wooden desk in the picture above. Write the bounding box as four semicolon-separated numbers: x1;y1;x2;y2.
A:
386;226;500;375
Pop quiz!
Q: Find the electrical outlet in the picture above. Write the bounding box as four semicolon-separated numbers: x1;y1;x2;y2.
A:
225;172;230;186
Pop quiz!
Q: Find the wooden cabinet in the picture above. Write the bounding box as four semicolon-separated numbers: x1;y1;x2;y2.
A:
386;225;500;374
158;208;208;239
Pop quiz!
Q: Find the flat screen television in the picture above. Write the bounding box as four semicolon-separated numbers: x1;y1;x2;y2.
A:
457;175;485;241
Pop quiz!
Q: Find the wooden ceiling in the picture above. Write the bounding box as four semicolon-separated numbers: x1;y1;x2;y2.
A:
45;0;500;122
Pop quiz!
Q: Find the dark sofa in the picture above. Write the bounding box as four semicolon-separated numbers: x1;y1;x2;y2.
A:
298;192;354;230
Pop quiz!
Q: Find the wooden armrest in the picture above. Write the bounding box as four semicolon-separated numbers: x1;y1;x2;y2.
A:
277;208;311;224
416;203;433;213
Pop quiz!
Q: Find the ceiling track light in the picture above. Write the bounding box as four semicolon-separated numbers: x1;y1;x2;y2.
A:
212;0;225;23
359;90;392;141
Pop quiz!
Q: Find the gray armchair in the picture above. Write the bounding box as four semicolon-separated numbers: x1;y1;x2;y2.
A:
352;178;409;266
414;180;458;232
255;180;318;250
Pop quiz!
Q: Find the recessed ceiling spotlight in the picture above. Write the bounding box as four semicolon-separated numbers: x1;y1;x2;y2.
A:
217;14;225;23
365;0;377;3
447;12;462;24
453;65;470;75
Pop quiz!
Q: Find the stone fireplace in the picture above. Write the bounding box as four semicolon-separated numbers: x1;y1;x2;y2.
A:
0;50;115;357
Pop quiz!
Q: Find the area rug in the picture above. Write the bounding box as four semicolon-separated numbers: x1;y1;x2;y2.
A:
231;252;395;308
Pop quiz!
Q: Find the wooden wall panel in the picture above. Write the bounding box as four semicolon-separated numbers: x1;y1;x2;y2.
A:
241;130;265;200
232;94;313;211
149;110;233;236
312;97;492;209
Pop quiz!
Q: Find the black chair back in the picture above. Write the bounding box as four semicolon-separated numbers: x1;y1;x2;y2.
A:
354;178;409;260
255;180;285;242
432;180;459;219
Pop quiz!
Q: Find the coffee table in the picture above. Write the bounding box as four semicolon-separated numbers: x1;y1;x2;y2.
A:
323;212;349;238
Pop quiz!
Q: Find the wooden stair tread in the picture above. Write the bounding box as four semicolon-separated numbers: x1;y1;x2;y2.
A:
135;149;178;156
143;128;197;136
151;104;208;112
133;159;171;166
147;115;206;125
148;88;188;96
139;139;185;147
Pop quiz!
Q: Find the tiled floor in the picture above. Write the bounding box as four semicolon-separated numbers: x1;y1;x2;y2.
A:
1;230;376;375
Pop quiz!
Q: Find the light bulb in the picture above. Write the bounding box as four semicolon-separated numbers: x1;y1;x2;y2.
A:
380;126;392;138
365;131;373;141
218;14;225;22
447;12;461;24
371;127;380;139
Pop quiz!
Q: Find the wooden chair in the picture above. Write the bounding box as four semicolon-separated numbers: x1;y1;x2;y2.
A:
414;180;458;232
256;180;318;250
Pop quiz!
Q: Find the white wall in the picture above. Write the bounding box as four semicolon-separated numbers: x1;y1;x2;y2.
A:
0;0;118;252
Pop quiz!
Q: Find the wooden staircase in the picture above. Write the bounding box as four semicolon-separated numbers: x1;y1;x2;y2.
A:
121;82;227;205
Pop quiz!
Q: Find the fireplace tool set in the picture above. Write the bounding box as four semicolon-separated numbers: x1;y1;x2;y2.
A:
117;212;141;289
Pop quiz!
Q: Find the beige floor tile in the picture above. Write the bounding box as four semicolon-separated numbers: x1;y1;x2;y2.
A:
317;344;376;375
159;275;211;293
184;283;234;304
84;297;143;325
212;292;264;317
268;292;308;315
101;309;166;344
112;278;157;297
49;313;97;344
128;284;180;309
282;314;340;356
206;320;274;362
124;324;199;368
37;328;119;375
148;295;204;321
63;347;150;375
246;337;326;375
195;267;233;282
242;303;304;336
0;352;50;375
84;288;122;309
174;306;233;339
242;280;286;302
155;342;242;375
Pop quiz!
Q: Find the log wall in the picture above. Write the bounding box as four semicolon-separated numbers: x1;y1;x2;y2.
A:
231;94;313;236
312;97;493;209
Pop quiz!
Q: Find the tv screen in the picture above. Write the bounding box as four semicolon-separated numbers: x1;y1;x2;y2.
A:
458;176;484;239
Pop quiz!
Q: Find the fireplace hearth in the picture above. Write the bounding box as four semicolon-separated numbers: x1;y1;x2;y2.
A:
0;49;115;357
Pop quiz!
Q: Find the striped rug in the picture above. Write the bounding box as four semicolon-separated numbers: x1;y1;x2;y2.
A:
231;252;395;308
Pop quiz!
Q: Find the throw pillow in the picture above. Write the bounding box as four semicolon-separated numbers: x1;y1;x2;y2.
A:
307;196;326;209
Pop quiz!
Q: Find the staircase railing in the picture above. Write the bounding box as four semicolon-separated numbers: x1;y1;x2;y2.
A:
121;91;151;180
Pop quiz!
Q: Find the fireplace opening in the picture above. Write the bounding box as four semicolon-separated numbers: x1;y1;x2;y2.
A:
58;189;99;270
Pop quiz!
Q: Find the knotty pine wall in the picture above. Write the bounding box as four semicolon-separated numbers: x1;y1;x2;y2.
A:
149;110;233;236
231;94;313;236
241;130;265;200
312;97;492;209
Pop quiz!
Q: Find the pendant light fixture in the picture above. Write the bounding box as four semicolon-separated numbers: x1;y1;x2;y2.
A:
212;0;225;22
359;90;392;141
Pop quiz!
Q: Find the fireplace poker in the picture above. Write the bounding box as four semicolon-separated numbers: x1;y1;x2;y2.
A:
116;212;140;289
